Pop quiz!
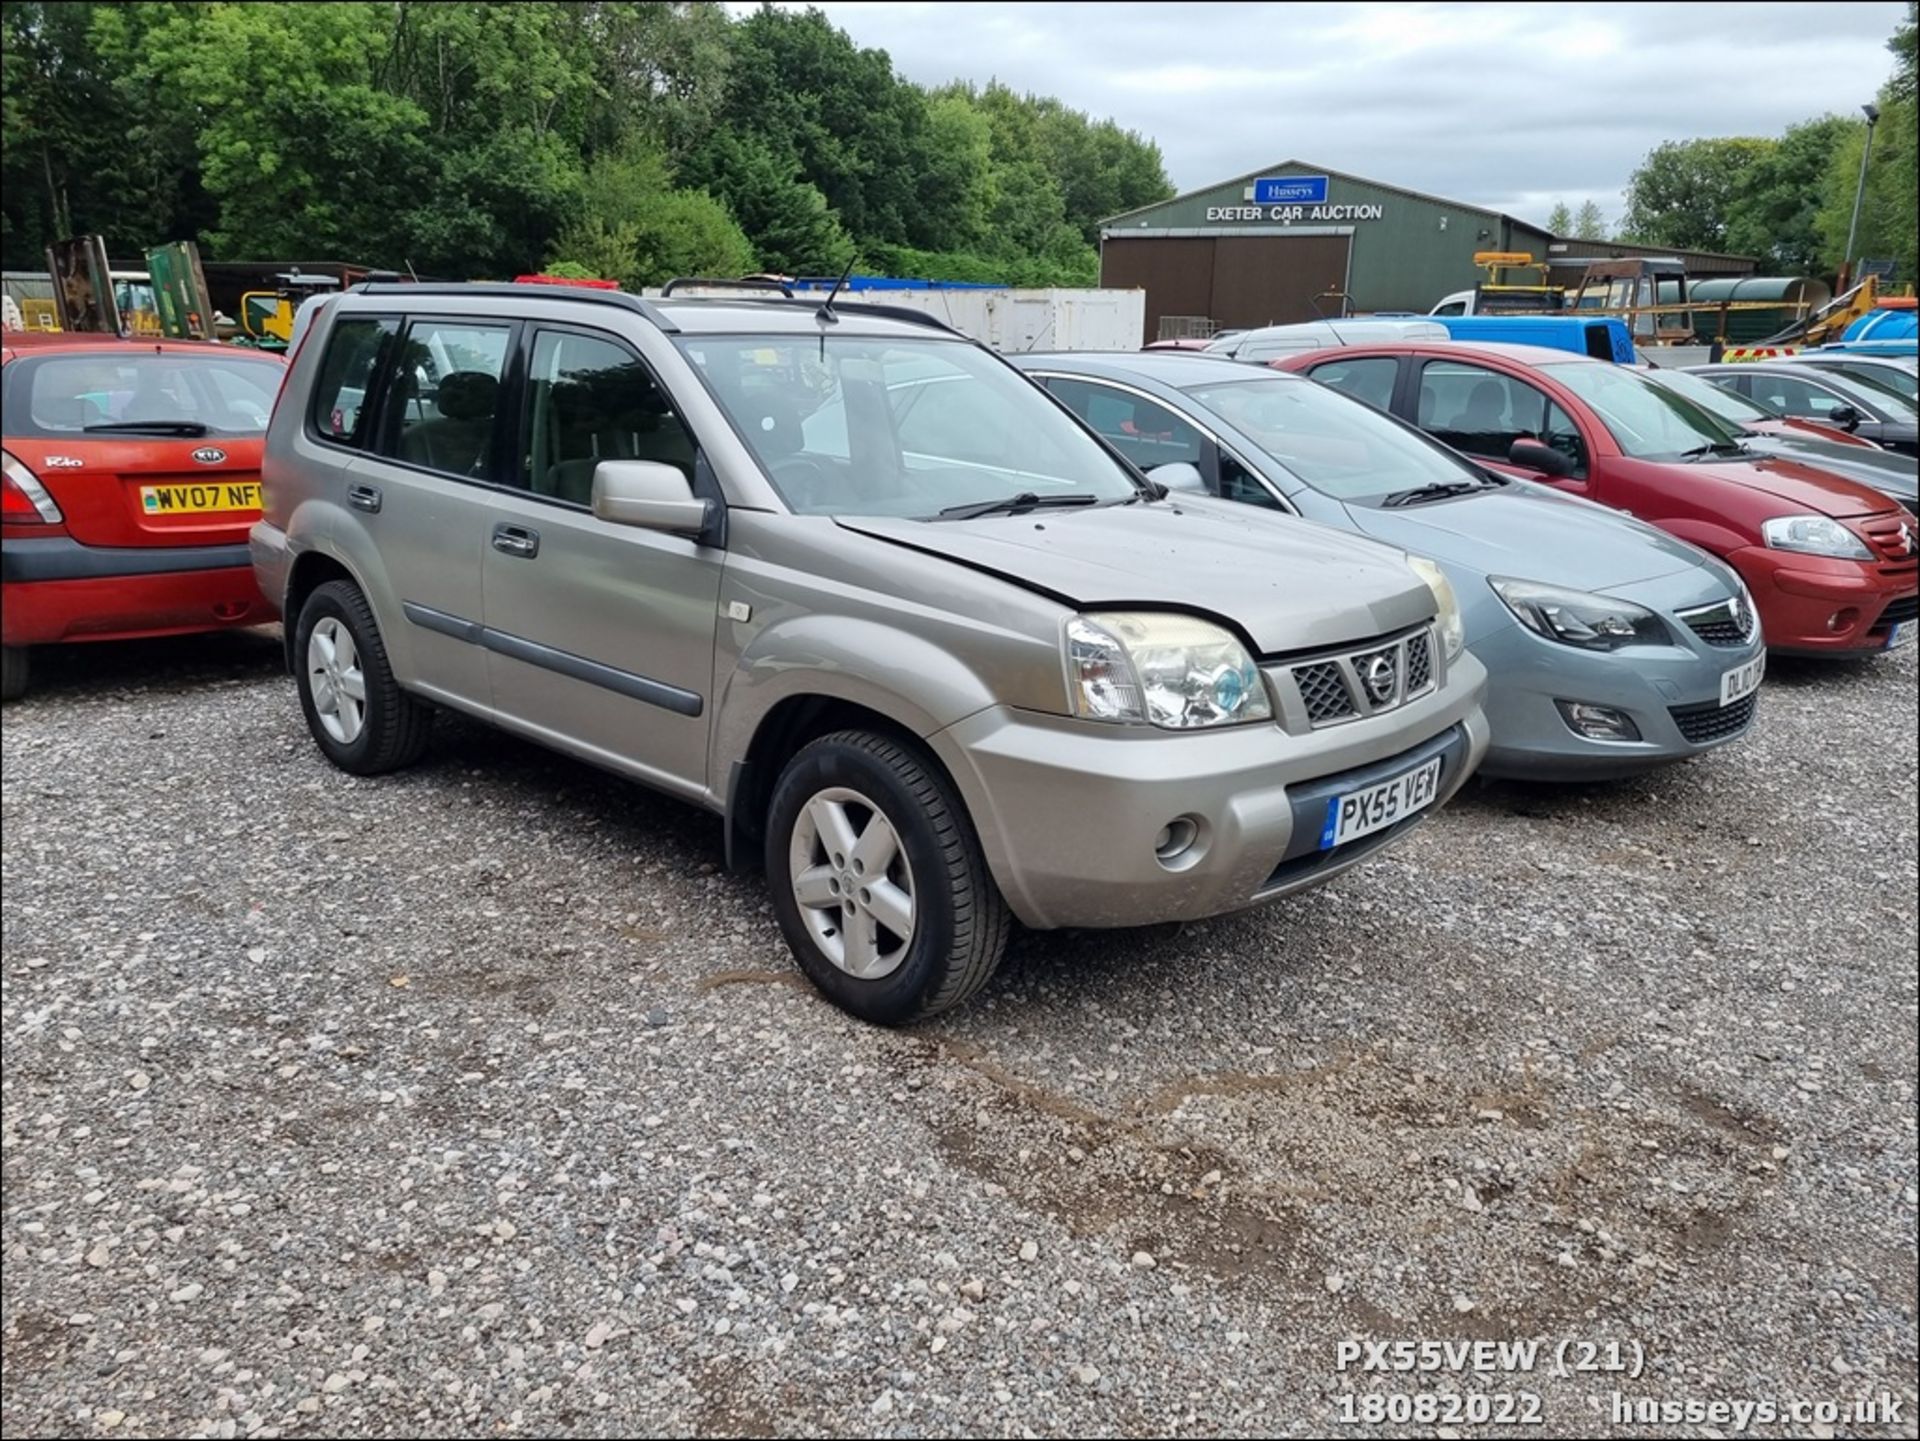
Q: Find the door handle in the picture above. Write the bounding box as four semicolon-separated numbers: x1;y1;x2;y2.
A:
491;523;540;559
347;483;382;514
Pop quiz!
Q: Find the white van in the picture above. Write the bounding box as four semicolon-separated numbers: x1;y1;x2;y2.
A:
1204;318;1449;362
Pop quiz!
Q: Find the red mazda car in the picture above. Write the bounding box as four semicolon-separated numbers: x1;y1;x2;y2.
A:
1276;342;1918;657
2;333;285;699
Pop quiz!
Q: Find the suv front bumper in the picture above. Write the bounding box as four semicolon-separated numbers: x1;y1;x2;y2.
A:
930;657;1489;929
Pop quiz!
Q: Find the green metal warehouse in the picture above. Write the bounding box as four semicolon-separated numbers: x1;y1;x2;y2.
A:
1099;160;1757;343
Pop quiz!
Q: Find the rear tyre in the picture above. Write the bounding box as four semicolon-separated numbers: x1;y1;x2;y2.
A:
293;579;431;775
766;729;1010;1025
0;645;26;702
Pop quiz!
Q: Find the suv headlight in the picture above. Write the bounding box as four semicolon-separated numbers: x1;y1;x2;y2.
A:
1761;515;1871;559
1490;577;1671;650
1408;556;1464;659
1065;611;1272;728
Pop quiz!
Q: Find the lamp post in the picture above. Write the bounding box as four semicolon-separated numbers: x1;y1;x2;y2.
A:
1843;102;1880;285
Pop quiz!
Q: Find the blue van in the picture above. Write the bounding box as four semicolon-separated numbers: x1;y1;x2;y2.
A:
1426;313;1636;364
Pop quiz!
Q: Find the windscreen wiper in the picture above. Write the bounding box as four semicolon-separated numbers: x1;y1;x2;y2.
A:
1680;440;1747;460
1381;480;1482;508
83;420;211;436
935;492;1102;520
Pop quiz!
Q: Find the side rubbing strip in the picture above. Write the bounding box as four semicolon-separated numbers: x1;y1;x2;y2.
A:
401;601;703;717
402;601;483;643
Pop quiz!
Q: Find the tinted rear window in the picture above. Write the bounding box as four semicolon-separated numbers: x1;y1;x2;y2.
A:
11;352;282;439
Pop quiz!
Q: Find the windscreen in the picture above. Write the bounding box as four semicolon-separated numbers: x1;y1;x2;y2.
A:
675;334;1139;518
1186;375;1486;503
1549;362;1745;459
20;352;282;437
1645;368;1776;423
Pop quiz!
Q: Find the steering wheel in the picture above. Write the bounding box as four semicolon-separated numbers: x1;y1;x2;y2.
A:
769;454;832;498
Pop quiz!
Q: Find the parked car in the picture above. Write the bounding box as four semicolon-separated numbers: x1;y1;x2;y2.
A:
1688;362;1918;457
1275;341;1919;657
1205;319;1447;363
256;283;1490;1024
1639;367;1918;515
1;332;285;700
1780;350;1917;405
1015;352;1766;780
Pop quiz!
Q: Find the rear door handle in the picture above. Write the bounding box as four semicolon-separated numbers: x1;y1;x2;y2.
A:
492;523;540;559
347;483;382;514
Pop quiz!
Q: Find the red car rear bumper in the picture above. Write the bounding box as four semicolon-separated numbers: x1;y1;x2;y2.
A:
0;538;276;646
1728;545;1919;655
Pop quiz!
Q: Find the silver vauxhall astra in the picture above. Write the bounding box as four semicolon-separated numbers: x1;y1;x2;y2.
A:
1015;352;1766;781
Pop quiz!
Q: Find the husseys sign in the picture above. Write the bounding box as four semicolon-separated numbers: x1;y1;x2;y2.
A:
1207;175;1385;224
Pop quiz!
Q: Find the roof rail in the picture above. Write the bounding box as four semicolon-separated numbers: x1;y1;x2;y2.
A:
349;281;678;332
661;276;795;298
652;290;967;338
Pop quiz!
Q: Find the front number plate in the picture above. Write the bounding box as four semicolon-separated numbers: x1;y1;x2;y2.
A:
1719;652;1765;706
1320;756;1444;851
140;481;261;515
1888;621;1914;650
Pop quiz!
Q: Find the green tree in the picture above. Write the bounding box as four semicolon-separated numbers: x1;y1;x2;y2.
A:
680;129;854;274
1572;200;1607;239
547;140;753;285
1814;4;1917;280
1621;137;1775;252
1544;201;1573;234
1722;115;1850;272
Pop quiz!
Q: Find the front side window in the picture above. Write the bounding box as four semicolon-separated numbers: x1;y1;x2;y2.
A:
1541;362;1745;460
1308;356;1399;412
19;352;282;438
1416;360;1552;459
377;320;513;479
522;329;696;505
1743;373;1853;420
1045;377;1206;471
310;317;395;446
676;335;1139;518
1186;374;1490;504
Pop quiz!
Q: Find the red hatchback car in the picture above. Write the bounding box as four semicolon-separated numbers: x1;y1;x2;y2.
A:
1276;342;1919;657
1;333;285;698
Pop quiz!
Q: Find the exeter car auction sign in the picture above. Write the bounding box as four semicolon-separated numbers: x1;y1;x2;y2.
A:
1208;174;1387;224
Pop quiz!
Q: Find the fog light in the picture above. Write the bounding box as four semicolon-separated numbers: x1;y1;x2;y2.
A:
1828;607;1859;634
1556;700;1641;742
1154;816;1199;862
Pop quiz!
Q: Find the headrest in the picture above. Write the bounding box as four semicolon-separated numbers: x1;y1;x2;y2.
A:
436;370;499;421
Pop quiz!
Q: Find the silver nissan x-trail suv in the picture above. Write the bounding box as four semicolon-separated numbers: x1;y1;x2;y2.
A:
254;283;1490;1023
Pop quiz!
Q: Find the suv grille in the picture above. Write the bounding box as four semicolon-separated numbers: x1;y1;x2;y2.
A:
1670;692;1759;744
1677;594;1759;647
1295;661;1355;724
1880;593;1919;626
1277;626;1438;729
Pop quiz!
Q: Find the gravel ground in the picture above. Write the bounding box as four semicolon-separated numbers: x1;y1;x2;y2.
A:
3;628;1916;1439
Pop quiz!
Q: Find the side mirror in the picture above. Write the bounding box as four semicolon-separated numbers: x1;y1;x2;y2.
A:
592;460;715;537
1147;461;1207;494
1827;404;1862;432
1509;438;1575;478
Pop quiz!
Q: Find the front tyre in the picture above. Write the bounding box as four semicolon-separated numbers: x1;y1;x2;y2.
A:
1;645;27;702
766;729;1010;1025
293;579;431;775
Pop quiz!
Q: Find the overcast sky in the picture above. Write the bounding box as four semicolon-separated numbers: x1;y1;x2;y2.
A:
737;1;1906;229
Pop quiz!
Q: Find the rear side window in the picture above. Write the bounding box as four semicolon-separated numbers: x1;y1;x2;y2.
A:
1309;357;1398;412
376;320;514;479
13;353;282;438
309;317;395;447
